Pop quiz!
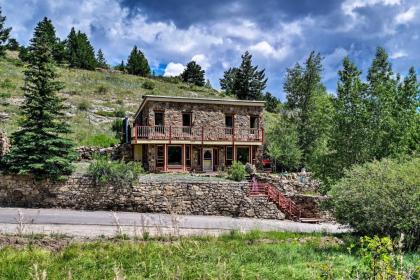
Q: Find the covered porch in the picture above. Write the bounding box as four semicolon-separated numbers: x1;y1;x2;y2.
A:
133;144;262;172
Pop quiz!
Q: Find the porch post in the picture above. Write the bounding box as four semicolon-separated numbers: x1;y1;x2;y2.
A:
164;144;167;172
182;144;186;172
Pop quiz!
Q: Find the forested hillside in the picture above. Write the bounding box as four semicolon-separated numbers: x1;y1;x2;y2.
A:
0;51;222;147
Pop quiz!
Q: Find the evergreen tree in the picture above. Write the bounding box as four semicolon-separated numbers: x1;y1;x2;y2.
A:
114;60;126;72
32;17;65;63
18;45;30;62
126;46;150;76
1;18;76;180
220;51;267;100
0;7;11;57
6;38;19;51
180;61;205;86
96;48;108;69
65;28;96;70
263;92;280;113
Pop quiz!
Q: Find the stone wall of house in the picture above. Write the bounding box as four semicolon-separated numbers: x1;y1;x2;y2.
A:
138;102;264;130
0;130;10;158
0;174;285;220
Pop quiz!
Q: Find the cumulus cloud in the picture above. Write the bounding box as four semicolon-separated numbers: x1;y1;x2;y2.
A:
1;0;420;100
395;6;417;24
164;62;185;77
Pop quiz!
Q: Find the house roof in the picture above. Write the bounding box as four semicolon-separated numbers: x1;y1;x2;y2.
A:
134;95;265;119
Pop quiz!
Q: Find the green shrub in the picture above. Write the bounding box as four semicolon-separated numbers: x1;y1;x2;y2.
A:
114;108;126;118
0;79;15;89
142;80;155;90
77;100;90;111
227;161;247;181
88;156;144;186
111;119;124;143
347;236;417;279
96;85;109;94
329;157;420;249
80;134;118;147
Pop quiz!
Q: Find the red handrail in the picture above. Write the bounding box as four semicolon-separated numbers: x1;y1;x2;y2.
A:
249;182;301;220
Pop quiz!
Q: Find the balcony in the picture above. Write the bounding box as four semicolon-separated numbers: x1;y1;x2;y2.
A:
131;126;264;144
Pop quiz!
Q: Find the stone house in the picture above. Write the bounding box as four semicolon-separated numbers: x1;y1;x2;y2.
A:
130;95;265;172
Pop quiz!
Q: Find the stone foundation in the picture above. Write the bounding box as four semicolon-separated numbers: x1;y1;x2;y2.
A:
0;174;285;220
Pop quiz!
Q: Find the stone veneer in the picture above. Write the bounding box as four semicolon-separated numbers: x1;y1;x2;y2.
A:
0;174;285;220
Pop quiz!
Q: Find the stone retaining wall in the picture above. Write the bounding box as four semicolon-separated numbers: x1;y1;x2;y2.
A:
0;174;285;220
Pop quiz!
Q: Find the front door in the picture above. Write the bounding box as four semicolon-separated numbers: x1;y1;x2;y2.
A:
202;148;213;172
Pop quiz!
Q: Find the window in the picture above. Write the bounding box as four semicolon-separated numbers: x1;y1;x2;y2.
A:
186;145;191;167
225;115;233;135
156;145;164;167
154;112;164;126
168;146;182;166
182;113;192;134
250;116;258;129
226;146;233;166
237;147;249;165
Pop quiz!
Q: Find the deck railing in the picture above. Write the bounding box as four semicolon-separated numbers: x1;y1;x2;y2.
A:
132;126;263;143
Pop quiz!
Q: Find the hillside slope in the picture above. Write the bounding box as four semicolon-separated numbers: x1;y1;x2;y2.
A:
0;51;226;147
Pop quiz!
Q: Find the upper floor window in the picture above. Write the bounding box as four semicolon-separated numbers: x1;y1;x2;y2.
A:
155;111;164;126
225;115;234;127
250;116;259;129
182;113;192;127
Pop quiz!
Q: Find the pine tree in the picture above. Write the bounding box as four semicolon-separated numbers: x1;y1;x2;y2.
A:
0;7;11;57
126;46;150;76
6;38;19;51
263;92;280;112
220;51;267;100
18;45;30;62
1;19;76;180
180;61;205;86
96;49;108;69
114;60;126;72
32;17;65;63
65;28;96;70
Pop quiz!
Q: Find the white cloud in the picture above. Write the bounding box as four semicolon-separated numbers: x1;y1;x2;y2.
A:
191;54;210;70
249;41;289;61
390;50;407;59
395;6;417;24
163;62;185;77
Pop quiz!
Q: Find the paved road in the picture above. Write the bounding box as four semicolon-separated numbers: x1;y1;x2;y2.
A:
0;207;348;237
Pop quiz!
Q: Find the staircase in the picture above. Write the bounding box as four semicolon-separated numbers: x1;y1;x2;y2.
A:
249;182;302;221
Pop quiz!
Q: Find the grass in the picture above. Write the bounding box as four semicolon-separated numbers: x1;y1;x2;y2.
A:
0;232;363;279
0;51;226;147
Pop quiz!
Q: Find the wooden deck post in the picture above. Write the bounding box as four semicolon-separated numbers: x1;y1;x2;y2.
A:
182;144;186;172
164;144;167;172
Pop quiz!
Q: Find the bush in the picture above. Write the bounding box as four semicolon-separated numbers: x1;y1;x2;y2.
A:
111;119;124;143
80;134;118;147
142;80;155;90
96;85;109;94
227;161;247;181
329;157;420;248
114;108;126;118
77;100;90;111
88;156;143;186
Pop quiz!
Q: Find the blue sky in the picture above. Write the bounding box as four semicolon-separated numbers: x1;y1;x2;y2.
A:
1;0;419;100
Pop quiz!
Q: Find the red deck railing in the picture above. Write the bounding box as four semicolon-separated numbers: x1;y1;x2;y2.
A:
132;126;263;143
249;182;301;220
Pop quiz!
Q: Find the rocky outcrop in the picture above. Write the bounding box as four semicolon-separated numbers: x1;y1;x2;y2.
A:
256;172;320;195
0;130;10;157
76;144;133;161
0;174;285;220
